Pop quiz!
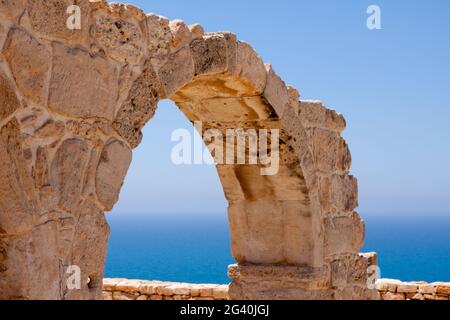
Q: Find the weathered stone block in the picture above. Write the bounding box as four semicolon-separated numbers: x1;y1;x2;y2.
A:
235;41;266;94
49;43;118;120
330;174;359;213
190;34;229;76
169;19;191;51
263;65;289;117
229;200;313;265
397;283;419;294
0;0;26;21
146;14;172;69
158;46;194;97
95;140;132;211
0;120;37;233
114;61;163;148
0;70;20;121
324;213;365;257
50;138;89;212
27;0;90;44
310;128;348;174
228;264;332;300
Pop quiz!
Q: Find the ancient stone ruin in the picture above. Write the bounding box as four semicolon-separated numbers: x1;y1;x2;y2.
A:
0;0;379;300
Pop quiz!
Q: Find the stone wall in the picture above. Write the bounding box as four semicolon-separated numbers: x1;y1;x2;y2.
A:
377;279;450;301
103;278;450;301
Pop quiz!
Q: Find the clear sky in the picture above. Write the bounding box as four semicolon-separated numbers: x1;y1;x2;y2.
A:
110;0;450;218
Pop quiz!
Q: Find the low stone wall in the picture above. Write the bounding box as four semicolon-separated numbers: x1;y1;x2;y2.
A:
103;278;450;301
102;279;228;300
376;279;450;300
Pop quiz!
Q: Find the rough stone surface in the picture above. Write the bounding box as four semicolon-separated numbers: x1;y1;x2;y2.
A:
3;28;50;105
49;43;118;120
0;70;20;121
376;279;450;300
0;0;404;301
95;140;132;211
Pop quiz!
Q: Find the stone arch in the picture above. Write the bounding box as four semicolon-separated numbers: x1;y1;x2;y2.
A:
0;0;377;300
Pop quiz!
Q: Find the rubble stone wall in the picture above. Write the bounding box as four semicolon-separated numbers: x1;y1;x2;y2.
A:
102;278;450;301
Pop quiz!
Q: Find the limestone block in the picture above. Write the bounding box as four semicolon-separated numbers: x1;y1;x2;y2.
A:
146;14;172;68
50;138;90;212
436;285;450;295
95;140;132;211
32;146;50;191
334;286;374;300
164;284;190;296
0;220;61;300
228;264;332;300
213;286;229;300
190;285;202;297
397;283;419;294
169;19;192;51
376;279;398;292
115;279;142;293
330;254;371;287
64;201;110;300
49;43;118;120
310;128;350;174
418;284;436;294
324;213;365;257
299;100;346;133
91;15;144;64
0;120;37;233
34;120;65;139
329;174;359;213
0;70;21;121
102;291;113;300
0;23;6;49
112;291;137;300
103;278;126;291
26;0;90;44
114;61;162;148
229;200;313;265
0;0;26;21
158;46;194;97
107;2;147;22
263;65;289;117
382;292;405;300
190;34;230;76
235;41;266;94
189;24;204;40
138;281;165;295
411;293;425;300
3;28;50;105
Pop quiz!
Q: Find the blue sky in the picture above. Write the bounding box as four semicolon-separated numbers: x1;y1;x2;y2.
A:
110;0;450;218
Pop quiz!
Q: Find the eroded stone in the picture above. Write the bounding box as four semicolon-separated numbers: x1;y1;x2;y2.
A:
3;28;50;105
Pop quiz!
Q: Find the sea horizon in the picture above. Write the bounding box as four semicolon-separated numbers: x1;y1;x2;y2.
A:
104;213;450;284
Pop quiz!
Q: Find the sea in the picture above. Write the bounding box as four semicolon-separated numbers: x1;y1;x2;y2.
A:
104;213;450;284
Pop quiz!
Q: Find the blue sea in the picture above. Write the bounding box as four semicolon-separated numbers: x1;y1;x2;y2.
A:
105;214;450;284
